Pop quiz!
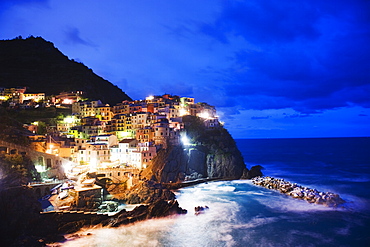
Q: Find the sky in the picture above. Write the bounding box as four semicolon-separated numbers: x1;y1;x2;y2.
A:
1;0;369;139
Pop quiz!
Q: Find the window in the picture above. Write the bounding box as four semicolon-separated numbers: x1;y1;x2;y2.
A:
46;159;52;168
38;156;44;165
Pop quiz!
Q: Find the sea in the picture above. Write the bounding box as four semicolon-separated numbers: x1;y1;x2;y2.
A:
56;137;370;247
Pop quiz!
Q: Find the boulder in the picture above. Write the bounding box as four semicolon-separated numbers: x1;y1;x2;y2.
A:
241;165;264;179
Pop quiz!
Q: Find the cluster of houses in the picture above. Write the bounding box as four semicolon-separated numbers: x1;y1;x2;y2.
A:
23;93;220;187
0;86;84;108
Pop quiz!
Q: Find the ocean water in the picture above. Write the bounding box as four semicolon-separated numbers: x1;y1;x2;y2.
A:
57;137;370;247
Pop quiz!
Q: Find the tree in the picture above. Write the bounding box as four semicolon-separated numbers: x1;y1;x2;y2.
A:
36;121;47;135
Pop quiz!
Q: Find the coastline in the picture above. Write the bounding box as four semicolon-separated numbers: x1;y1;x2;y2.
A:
48;137;370;246
164;177;234;190
44;174;349;245
40;177;238;245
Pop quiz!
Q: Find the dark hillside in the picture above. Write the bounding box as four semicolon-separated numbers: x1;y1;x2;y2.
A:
0;36;131;105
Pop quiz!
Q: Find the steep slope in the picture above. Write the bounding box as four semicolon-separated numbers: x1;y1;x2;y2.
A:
0;36;131;105
144;116;247;183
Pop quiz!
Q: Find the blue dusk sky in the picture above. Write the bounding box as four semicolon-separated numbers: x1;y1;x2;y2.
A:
1;0;369;139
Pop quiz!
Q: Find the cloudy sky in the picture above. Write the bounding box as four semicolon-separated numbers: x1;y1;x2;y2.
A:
1;0;369;138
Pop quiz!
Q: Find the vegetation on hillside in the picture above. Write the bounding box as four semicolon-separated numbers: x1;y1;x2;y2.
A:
182;115;237;154
0;36;131;105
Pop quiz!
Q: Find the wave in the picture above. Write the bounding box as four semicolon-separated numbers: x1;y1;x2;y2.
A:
234;191;266;196
253;193;344;213
232;216;281;229
53;177;370;247
230;180;253;184
59;217;178;247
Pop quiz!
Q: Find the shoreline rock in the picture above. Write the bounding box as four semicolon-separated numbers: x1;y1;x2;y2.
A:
251;176;345;207
102;198;187;228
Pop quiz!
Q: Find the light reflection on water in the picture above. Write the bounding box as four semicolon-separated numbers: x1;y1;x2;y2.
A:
54;180;370;247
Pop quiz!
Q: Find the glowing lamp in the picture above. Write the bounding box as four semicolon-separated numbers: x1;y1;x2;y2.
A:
62;98;73;104
64;116;75;124
179;108;188;116
199;112;210;119
181;135;191;146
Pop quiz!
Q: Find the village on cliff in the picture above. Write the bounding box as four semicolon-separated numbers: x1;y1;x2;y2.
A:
0;87;221;213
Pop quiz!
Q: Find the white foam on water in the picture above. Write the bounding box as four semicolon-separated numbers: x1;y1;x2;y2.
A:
334;225;351;236
53;179;369;247
337;193;370;212
59;217;178;247
172;183;244;246
231;216;280;230
193;182;236;193
253;193;339;213
289;229;334;245
230;179;253;184
218;185;236;192
234;189;272;196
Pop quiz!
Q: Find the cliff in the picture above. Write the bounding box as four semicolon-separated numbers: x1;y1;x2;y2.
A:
143;116;247;183
0;36;131;105
0;170;186;246
0;166;44;246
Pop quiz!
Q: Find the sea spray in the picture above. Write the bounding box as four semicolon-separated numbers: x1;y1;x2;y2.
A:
51;179;369;246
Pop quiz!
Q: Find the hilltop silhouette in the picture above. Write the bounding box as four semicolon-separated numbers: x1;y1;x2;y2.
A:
0;36;131;105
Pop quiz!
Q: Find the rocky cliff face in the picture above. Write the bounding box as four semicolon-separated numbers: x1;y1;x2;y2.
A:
110;180;176;204
0;168;44;246
144;116;246;183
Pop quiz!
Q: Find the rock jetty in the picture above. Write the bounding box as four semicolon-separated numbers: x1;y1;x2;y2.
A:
252;176;345;207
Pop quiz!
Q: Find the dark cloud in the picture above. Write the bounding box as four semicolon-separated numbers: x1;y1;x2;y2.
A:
200;1;321;44
251;116;270;120
0;0;48;6
199;22;229;44
284;114;310;118
160;83;193;97
201;0;370;114
64;27;96;47
0;0;49;11
1;0;369;138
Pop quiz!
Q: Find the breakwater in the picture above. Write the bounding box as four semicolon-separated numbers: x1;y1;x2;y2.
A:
251;176;345;207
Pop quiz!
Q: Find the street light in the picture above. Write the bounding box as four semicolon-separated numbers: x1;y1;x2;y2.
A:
181;135;191;146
